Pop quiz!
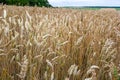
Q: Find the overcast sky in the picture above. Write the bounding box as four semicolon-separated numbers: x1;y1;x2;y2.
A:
48;0;120;7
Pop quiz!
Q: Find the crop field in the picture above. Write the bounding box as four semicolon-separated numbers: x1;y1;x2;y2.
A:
64;7;120;10
0;5;120;80
80;8;120;10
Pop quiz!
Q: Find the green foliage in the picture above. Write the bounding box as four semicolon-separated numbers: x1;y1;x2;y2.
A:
0;0;52;7
114;67;120;80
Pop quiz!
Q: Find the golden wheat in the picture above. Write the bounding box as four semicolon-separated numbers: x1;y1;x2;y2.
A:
0;5;120;80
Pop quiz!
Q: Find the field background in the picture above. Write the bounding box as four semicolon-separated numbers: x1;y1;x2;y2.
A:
64;6;120;10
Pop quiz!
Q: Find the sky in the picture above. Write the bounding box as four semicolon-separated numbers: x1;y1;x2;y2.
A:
48;0;120;7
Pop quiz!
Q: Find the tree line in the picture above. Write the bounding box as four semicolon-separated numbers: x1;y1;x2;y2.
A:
0;0;52;7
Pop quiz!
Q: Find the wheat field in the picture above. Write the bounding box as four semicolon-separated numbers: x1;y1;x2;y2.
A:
0;5;120;80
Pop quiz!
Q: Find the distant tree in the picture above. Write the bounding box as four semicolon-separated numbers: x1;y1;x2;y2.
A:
29;0;52;7
0;0;52;7
0;0;6;4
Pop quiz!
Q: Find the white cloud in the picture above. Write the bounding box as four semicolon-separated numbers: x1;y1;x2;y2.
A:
49;0;97;3
48;0;120;6
49;0;96;1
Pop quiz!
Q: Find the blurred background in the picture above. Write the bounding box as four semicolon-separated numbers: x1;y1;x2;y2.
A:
0;0;120;7
0;0;52;7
